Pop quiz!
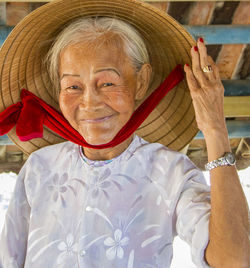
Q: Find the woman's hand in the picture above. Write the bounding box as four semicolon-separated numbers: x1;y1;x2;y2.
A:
184;38;227;137
184;39;250;268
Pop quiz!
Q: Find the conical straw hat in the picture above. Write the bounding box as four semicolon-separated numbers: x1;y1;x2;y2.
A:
0;0;198;155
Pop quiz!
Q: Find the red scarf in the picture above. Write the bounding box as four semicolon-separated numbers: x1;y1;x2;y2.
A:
0;64;184;149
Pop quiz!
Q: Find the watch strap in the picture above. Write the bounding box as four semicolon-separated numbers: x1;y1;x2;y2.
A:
205;152;235;171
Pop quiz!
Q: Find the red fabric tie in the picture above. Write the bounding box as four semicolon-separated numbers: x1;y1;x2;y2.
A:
0;64;184;149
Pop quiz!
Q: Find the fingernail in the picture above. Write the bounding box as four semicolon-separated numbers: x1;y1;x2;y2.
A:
185;63;189;67
194;46;198;52
199;37;204;43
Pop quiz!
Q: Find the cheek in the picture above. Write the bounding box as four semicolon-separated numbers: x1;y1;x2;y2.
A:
59;93;76;120
105;90;135;113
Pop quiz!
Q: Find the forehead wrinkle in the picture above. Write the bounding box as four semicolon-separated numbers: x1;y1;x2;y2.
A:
59;36;135;84
60;73;80;81
94;68;120;77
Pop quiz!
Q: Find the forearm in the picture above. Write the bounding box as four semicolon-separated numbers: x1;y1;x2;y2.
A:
204;128;250;267
184;38;250;267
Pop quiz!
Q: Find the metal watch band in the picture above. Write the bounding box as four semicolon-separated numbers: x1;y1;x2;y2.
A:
205;152;236;171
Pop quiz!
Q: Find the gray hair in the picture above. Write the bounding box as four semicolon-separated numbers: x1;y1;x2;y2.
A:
45;17;150;98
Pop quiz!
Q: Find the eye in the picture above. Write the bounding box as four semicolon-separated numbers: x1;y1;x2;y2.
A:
68;85;80;90
103;83;114;87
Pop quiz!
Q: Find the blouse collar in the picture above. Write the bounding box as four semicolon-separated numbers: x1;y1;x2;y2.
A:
78;134;140;168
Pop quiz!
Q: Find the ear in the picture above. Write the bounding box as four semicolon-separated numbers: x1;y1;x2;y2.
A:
135;63;152;100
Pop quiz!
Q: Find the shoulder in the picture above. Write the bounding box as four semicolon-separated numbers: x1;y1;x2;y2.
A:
134;136;205;186
134;136;208;199
136;136;208;190
32;140;77;155
135;135;196;169
25;141;78;167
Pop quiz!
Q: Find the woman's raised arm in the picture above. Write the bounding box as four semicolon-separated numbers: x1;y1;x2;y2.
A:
184;38;250;268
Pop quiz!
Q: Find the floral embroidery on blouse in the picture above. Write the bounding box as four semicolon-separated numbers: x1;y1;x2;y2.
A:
57;233;78;264
0;135;211;268
104;229;129;260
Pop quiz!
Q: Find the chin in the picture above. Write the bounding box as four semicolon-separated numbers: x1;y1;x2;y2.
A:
82;133;116;146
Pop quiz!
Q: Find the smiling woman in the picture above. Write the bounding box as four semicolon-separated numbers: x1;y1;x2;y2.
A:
58;41;151;158
48;17;152;159
0;0;249;267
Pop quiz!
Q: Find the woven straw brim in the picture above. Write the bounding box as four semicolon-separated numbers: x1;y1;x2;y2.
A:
0;0;198;155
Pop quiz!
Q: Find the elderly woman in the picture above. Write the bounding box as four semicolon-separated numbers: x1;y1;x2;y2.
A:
0;1;249;268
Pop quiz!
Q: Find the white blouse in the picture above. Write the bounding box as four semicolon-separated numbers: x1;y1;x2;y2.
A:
0;135;211;268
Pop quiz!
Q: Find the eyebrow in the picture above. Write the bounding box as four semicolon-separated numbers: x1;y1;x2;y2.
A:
94;68;120;77
60;68;120;81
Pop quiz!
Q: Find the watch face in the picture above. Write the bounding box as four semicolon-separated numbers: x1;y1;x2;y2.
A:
225;153;236;165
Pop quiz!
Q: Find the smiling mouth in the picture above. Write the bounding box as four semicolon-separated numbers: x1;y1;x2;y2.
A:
82;115;114;123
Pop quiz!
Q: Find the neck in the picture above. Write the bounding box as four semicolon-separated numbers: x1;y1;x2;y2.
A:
82;135;134;161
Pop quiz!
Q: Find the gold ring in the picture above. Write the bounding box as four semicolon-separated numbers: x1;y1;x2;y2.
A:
202;65;213;73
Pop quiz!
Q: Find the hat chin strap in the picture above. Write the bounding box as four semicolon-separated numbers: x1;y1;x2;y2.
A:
0;65;184;149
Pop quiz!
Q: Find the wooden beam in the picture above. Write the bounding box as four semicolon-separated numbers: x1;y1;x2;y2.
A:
0;3;6;26
1;25;250;46
6;2;31;26
0;161;24;174
167;1;193;24
223;80;250;96
195;120;250;139
184;25;250;45
187;1;214;25
224;96;250;117
148;1;169;12
217;44;246;79
239;45;250;79
216;2;250;79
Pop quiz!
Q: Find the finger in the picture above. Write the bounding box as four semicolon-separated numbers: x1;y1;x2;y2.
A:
191;45;208;87
184;64;200;94
197;38;215;80
206;56;225;95
207;55;221;81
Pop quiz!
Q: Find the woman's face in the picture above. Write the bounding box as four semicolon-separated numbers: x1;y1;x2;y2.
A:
59;40;150;145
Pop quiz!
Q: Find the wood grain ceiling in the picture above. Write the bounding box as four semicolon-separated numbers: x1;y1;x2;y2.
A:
0;1;249;171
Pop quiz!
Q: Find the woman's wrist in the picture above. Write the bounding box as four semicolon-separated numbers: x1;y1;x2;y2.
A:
203;127;231;162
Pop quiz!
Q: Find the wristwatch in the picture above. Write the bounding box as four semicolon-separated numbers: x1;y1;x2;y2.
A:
205;152;236;171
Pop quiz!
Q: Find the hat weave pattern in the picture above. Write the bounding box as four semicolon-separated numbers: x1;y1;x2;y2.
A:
0;0;198;155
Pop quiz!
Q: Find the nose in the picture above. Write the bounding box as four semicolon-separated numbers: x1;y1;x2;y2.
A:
79;85;103;110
